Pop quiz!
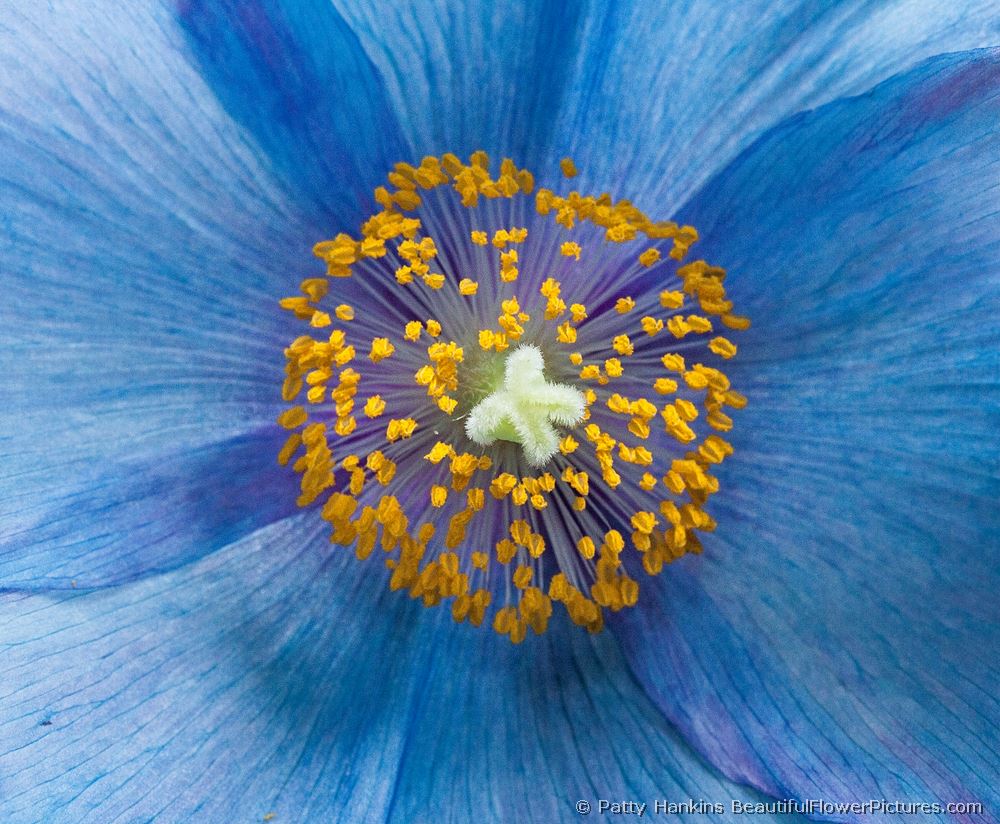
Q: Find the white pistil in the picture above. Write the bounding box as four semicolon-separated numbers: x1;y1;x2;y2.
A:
465;346;585;466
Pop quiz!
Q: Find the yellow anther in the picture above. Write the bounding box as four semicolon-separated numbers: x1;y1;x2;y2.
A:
280;296;315;318
577;536;596;559
653;378;678;395
683;370;710;390
630;398;657;420
675;398;698;421
310;311;332;328
466;488;485;512
604;358;623;377
278;406;308;429
556;322;577;344
335;304;355;321
363;395;386;418
513;565;533;589
722;314;752;330
478;329;495;350
437;395;458;415
661;353;686;372
492;229;510;248
615;297;636;314
299;278;328;302
508;520;532;549
369;337;395;362
631;511;659;535
423;273;445;289
490;473;518;498
606;393;631;415
659;290;685;310
425;442;454;465
386;418;418;442
417;237;438;260
580;364;602;381
560;157;578;178
708;410;734;431
277;432;302;466
414;365;434;386
560;241;581;260
333;345;355;366
459;278;479;296
404;320;423;341
426;319;442;337
641;316;664;336
536;188;555;214
470;230;488;246
604;530;625;554
709;336;737;359
545;297;566;320
569;303;587;324
564;469;589;496
497;313;524;338
559;434;579;454
606;223;637;243
683;314;711;333
667;316;692;338
638;248;661;267
334;416;356;436
430;486;448;508
495;538;517;564
612;334;634;356
724;389;748;409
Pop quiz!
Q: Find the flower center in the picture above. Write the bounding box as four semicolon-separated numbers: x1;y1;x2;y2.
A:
276;151;749;643
465;345;585;467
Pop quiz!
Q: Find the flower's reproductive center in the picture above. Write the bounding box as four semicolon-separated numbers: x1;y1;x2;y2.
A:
278;151;749;643
466;345;585;466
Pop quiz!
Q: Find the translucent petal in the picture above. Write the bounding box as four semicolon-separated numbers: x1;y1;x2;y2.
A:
616;49;1000;809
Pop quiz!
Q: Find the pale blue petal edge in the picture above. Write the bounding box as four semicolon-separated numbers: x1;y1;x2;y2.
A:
614;48;1000;820
1;514;811;824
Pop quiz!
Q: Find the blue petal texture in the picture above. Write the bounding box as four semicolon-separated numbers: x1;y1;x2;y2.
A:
0;1;401;589
3;1;999;823
0;515;808;823
178;0;408;222
333;0;1000;207
327;0;591;164
614;49;1000;816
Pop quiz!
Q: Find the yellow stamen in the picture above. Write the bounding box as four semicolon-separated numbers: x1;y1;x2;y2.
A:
278;149;748;643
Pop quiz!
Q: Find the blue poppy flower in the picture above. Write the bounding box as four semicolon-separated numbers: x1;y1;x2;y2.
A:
2;1;998;822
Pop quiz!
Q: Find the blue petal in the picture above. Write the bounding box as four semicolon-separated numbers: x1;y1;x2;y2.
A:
0;430;297;590
553;0;1000;209
324;0;590;163
0;516;809;823
0;4;329;587
615;49;1000;811
178;0;409;222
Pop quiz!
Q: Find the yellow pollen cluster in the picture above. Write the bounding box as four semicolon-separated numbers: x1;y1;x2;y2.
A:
277;151;748;643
